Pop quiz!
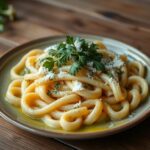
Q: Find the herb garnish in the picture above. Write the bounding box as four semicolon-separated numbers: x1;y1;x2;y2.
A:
107;67;124;81
0;0;15;32
41;36;105;75
47;82;61;95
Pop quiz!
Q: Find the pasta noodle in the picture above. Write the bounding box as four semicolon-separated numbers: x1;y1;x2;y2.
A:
5;37;149;131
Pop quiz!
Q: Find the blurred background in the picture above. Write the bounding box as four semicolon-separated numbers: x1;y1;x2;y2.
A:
0;0;150;55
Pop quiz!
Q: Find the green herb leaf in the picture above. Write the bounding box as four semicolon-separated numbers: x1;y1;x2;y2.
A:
54;82;61;89
69;62;81;75
41;36;106;75
66;36;74;44
47;82;61;96
0;0;8;11
93;61;105;71
107;72;114;78
0;23;4;32
42;57;54;71
0;1;16;32
47;90;51;96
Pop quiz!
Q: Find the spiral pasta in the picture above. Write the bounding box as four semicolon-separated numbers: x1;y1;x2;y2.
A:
6;38;149;131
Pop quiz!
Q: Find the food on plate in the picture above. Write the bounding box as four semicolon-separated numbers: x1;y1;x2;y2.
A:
5;36;149;131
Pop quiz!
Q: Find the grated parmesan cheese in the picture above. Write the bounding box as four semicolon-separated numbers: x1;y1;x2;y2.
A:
112;57;124;68
57;71;71;78
72;80;84;92
108;77;113;82
38;67;49;75
73;101;81;109
74;39;82;51
129;112;135;118
108;122;114;128
87;61;97;73
104;55;124;69
44;71;55;80
57;71;67;78
44;44;58;53
38;53;48;60
87;61;93;68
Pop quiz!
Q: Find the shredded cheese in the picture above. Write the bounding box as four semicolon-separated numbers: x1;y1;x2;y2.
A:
38;67;49;75
44;44;58;53
104;56;124;69
72;80;84;92
44;71;55;80
73;101;81;109
74;40;82;51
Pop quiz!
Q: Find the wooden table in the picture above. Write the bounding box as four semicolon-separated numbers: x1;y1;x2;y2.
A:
0;0;150;149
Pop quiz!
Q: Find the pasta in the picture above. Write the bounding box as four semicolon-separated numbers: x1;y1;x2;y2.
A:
5;36;149;131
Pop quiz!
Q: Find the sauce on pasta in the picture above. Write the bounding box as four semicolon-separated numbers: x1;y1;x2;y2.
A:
5;36;149;131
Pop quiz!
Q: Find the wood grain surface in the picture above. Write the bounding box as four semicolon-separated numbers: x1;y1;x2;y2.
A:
0;0;149;150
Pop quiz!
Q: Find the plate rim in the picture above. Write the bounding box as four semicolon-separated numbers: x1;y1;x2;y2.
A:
0;34;150;139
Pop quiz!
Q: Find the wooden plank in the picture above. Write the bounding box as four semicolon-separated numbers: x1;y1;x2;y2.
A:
0;118;71;150
37;0;150;27
0;37;18;55
8;0;150;56
0;20;63;44
63;118;150;150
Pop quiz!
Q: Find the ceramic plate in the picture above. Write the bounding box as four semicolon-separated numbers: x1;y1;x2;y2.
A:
0;35;150;139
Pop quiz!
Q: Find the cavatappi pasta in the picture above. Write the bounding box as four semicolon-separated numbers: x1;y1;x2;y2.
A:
6;37;149;131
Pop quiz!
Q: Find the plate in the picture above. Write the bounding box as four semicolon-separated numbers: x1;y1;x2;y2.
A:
0;35;150;139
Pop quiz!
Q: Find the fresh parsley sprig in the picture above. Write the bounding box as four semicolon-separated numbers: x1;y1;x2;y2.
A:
0;0;16;32
41;36;105;75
